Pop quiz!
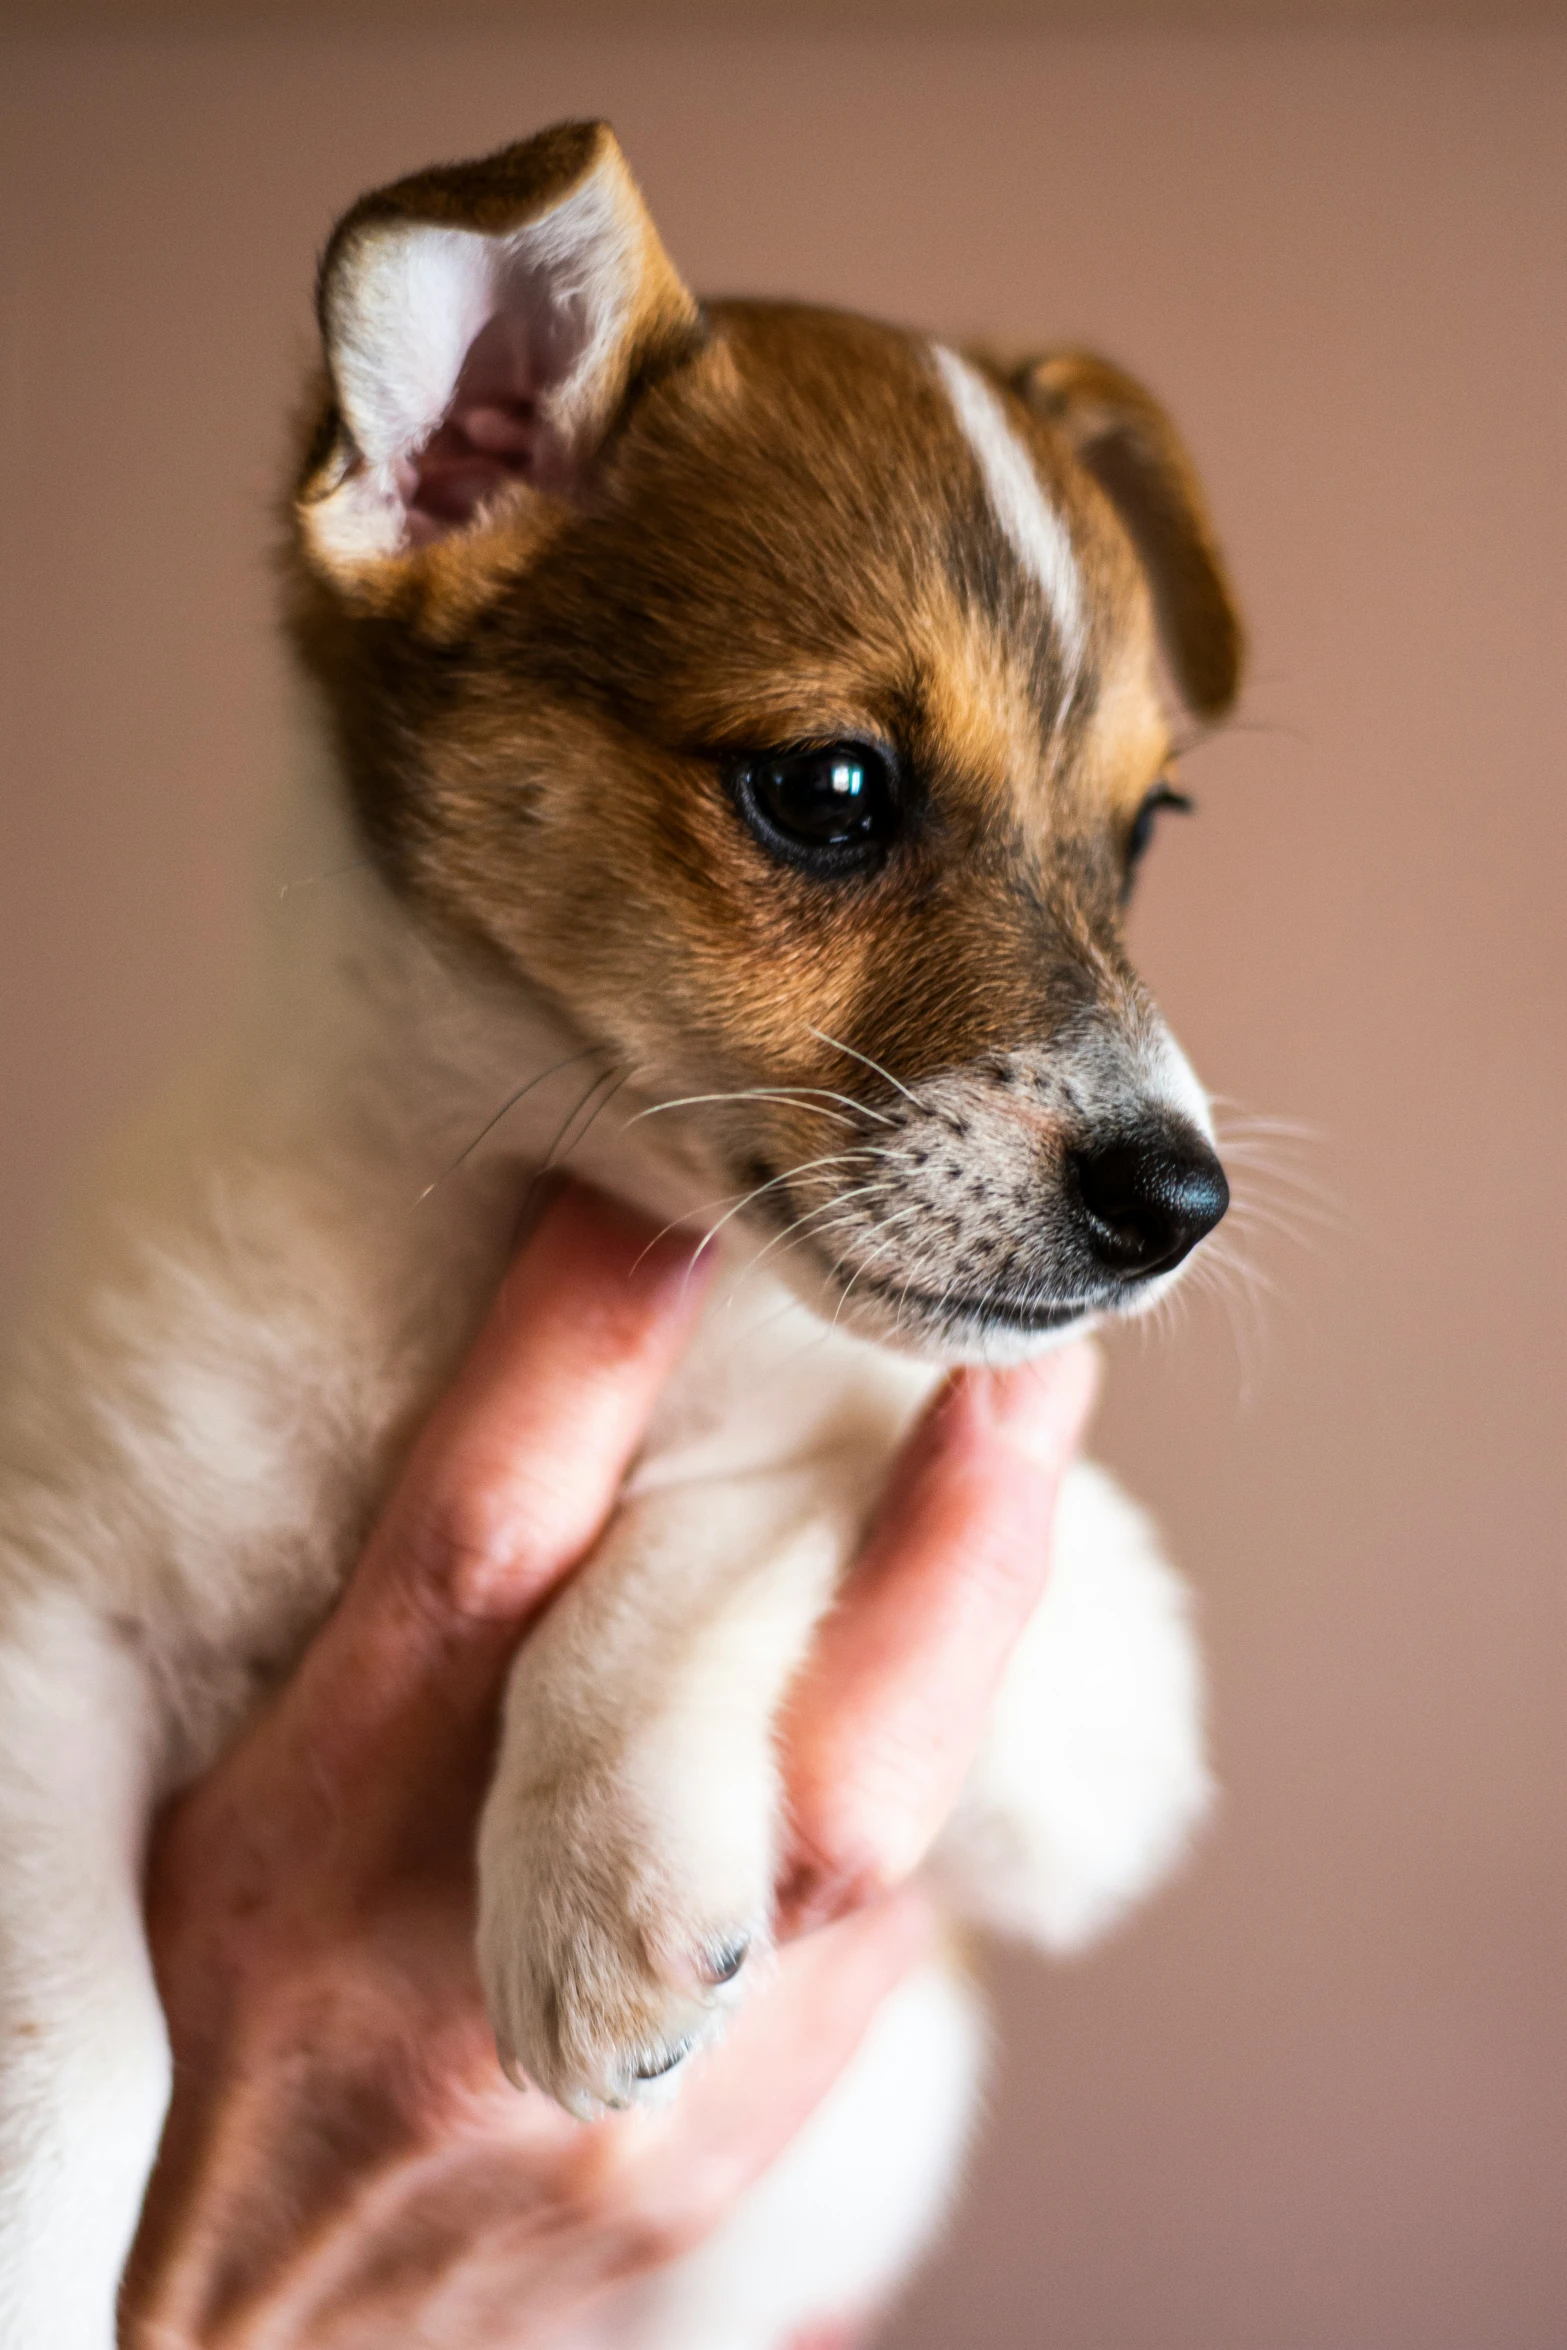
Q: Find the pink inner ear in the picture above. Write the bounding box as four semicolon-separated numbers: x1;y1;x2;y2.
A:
397;312;541;545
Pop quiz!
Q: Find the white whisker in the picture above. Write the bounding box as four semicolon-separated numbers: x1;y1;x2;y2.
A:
516;1064;631;1223
807;1026;958;1130
629;1085;896;1131
416;1044;610;1205
689;1151;877;1267
737;1170;897;1283
825;1203;930;1332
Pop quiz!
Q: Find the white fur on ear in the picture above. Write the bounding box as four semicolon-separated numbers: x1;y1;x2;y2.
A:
304;126;696;563
330;224;497;479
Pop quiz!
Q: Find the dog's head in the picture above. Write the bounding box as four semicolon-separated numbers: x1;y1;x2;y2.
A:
287;121;1242;1361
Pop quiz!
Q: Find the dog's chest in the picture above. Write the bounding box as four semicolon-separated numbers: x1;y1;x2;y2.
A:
0;1097;926;1794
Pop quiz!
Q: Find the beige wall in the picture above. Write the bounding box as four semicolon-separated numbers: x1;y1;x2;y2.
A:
2;22;1563;2346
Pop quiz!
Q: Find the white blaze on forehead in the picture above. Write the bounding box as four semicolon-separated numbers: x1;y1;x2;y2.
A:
931;344;1085;687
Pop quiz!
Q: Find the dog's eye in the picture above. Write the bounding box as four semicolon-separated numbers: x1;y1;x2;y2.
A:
734;742;898;872
1123;781;1194;895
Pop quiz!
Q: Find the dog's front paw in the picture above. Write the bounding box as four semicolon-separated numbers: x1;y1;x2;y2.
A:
476;1750;771;2118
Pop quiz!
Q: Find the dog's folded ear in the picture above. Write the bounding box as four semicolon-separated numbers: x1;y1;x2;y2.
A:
299;120;701;571
1010;352;1243;718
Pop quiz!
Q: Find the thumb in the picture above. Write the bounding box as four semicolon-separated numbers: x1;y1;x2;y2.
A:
778;1342;1101;1934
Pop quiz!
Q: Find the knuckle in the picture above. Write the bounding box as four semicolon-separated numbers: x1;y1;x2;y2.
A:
619;2202;719;2277
395;1433;618;1623
780;1822;898;1934
560;2139;737;2277
788;1727;937;1921
395;1483;533;1622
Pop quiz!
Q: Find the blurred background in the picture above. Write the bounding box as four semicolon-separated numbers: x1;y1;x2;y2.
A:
2;4;1563;2344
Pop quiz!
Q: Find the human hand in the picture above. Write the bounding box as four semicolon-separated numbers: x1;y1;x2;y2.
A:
119;1184;1097;2348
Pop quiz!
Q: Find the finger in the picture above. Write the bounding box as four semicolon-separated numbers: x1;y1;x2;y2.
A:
777;1344;1100;1935
283;1183;709;1789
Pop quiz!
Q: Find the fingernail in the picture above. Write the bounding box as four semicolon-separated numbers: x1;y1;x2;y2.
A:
979;1341;1102;1468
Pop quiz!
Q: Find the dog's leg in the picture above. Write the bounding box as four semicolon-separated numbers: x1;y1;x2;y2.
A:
930;1458;1214;1954
478;1464;854;2116
0;1592;169;2350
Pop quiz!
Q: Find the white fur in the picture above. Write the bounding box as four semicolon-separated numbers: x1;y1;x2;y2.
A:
932;343;1085;684
333;224;495;469
932;1463;1212;1950
0;1598;170;2346
1150;1023;1217;1143
0;720;1211;2341
318;168;635;561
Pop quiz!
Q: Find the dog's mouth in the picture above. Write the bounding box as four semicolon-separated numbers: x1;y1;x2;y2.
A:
841;1264;1096;1338
737;1161;1104;1341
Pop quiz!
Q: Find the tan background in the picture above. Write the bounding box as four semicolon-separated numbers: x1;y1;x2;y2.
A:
2;17;1564;2347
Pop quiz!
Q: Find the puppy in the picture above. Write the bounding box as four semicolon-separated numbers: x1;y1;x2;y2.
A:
0;121;1240;2348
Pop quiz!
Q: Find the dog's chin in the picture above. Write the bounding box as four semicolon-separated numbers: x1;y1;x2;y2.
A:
760;1231;1200;1365
767;1248;1104;1367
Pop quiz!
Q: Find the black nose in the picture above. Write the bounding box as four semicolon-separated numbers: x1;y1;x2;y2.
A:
1070;1126;1229;1279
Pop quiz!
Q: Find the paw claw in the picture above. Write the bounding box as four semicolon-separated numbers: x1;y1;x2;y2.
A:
704;1932;751;1985
634;2037;694;2081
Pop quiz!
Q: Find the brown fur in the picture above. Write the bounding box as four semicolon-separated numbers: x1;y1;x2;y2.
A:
283;123;1242;1303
